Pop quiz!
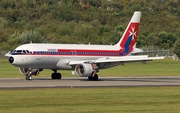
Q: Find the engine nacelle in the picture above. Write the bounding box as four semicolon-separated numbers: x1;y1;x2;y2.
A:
19;67;41;76
75;63;94;77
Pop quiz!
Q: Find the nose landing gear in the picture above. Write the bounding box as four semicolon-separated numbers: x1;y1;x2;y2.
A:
25;72;32;80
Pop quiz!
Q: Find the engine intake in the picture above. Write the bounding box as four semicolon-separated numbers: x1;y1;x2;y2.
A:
75;63;94;77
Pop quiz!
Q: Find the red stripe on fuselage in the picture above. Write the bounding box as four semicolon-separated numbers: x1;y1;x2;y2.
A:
57;49;121;52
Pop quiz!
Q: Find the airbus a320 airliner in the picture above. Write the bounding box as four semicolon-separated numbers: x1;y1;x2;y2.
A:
6;11;164;80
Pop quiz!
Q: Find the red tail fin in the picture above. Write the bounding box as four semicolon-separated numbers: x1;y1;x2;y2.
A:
116;11;141;55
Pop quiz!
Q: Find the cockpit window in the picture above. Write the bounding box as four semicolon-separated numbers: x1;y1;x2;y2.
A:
11;50;30;55
16;50;22;53
26;50;29;53
23;50;26;53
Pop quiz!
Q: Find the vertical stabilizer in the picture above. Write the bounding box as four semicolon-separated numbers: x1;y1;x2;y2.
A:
115;11;141;55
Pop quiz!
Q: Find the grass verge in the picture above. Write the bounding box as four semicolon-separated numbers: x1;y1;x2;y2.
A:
0;87;180;113
1;58;180;78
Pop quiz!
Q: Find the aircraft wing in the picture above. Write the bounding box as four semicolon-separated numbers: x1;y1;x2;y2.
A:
68;55;164;65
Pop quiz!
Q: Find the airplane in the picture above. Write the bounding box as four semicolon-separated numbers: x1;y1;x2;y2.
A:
5;11;164;81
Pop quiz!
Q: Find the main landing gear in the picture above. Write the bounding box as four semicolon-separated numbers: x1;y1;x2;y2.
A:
88;74;98;81
88;64;99;81
51;70;62;80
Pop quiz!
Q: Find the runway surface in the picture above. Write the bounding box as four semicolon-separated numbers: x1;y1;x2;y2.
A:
1;77;180;89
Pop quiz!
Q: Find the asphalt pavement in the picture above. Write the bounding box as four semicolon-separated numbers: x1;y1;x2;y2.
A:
1;76;180;89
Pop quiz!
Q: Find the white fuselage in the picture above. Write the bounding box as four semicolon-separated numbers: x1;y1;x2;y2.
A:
11;43;121;69
9;43;142;70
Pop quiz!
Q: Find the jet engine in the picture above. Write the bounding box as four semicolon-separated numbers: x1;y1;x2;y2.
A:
75;63;94;77
19;67;41;76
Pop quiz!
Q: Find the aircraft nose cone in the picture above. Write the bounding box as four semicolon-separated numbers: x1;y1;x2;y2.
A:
9;57;14;63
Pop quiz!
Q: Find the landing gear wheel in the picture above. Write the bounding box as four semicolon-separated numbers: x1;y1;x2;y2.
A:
26;72;32;80
88;76;93;81
26;76;32;80
88;74;98;81
51;73;56;79
93;74;98;81
51;73;62;79
56;73;62;79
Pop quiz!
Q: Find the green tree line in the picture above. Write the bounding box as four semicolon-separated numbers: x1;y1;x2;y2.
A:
0;0;180;56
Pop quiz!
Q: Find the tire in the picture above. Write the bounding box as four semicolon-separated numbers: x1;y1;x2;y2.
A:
56;73;62;79
26;76;32;80
88;74;98;81
88;76;93;81
93;74;98;81
26;76;29;80
51;73;56;79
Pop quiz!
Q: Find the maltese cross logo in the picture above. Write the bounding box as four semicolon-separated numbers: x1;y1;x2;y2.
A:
129;27;137;41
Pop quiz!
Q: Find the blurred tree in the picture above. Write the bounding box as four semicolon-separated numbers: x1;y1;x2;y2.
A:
137;35;146;47
172;37;180;57
19;30;46;44
158;31;177;49
0;0;180;52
